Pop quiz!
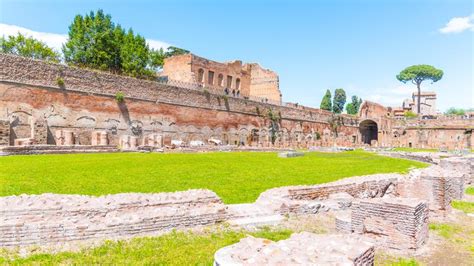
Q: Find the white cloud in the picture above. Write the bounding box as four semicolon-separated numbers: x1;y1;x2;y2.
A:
0;23;170;51
348;85;414;108
439;14;474;34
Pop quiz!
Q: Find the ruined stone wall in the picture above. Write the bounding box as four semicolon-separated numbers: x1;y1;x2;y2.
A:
0;120;9;145
246;63;281;103
351;198;429;250
0;190;227;247
0;54;359;147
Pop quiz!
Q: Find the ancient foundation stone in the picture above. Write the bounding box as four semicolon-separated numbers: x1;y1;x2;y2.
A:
256;173;401;214
143;133;162;147
0;120;10;146
398;166;464;212
214;232;374;265
55;130;75;145
351;198;429;250
0;190;227;247
32;118;47;145
119;135;139;150
91;131;108;145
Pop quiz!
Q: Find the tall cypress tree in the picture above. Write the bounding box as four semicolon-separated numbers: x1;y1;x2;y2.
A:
332;88;346;114
320;89;332;111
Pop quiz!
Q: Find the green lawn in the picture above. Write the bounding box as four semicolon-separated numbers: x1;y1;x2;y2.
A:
452;201;474;214
0;228;292;265
0;151;426;204
392;147;439;153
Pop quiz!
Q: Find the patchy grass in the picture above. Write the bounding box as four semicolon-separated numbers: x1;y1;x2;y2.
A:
0;227;292;265
429;223;462;239
427;220;474;264
452;201;474;214
466;186;474;196
0;151;426;204
392;147;439;153
375;254;419;266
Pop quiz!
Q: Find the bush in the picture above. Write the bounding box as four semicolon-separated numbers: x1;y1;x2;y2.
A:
56;77;65;87
404;110;417;118
115;91;125;103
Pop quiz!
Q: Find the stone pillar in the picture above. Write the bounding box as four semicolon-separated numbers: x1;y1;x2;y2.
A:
0;120;10;146
91;131;108;145
119;135;138;150
31;118;47;145
55;130;75;146
143;134;162;147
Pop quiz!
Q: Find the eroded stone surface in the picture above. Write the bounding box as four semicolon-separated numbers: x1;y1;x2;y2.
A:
214;232;375;265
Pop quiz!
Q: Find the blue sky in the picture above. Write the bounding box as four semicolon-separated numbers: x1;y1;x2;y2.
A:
1;0;472;111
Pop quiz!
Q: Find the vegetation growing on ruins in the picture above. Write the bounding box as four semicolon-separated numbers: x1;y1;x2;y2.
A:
396;65;443;114
0;33;61;62
0;151;426;204
56;77;65;87
466;186;474;196
452;201;474;214
115;91;125;103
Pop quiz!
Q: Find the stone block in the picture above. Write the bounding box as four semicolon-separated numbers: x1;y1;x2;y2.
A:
214;232;374;265
55;130;75;146
278;151;305;158
91;131;108;145
351;197;429;250
0;120;10;146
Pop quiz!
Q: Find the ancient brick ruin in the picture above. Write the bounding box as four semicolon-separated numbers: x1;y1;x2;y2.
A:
1;155;470;250
0;53;472;152
213;233;375;265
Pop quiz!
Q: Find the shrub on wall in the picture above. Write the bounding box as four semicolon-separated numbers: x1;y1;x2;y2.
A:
115;91;125;103
56;77;65;87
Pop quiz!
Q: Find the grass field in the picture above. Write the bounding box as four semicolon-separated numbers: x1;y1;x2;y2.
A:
0;228;292;265
0;151;426;204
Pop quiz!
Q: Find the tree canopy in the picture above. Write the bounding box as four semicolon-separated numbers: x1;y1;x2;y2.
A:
332;88;346;114
62;9;189;79
320;89;332;111
397;64;443;114
396;65;443;85
346;95;362;115
0;33;60;62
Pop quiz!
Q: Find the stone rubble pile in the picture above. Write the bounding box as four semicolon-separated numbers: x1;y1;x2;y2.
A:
213;232;375;266
0;190;227;247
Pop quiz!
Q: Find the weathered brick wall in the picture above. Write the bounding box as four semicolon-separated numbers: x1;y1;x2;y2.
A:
32;118;48;144
0;190;227;247
0;120;9;146
0;53;360;147
351;198;429;250
0;54;343;125
397;165;464;212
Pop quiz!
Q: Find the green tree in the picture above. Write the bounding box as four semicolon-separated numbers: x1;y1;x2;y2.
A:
320;89;332;111
397;65;443;114
0;33;60;62
445;107;466;116
332;88;346;114
120;29;153;78
164;46;190;57
346;95;362;115
63;10;120;71
149;48;165;68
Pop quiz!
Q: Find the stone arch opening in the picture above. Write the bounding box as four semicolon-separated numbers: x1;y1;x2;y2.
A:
359;119;378;145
